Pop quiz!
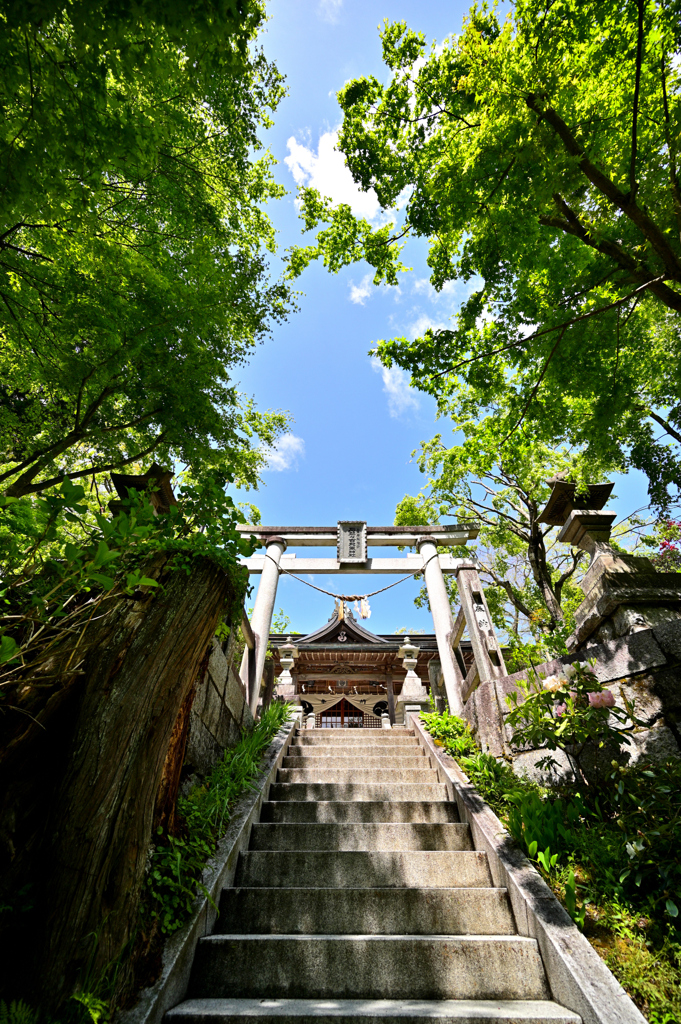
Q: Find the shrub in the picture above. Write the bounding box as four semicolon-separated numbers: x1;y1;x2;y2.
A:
505;659;640;783
420;708;681;1023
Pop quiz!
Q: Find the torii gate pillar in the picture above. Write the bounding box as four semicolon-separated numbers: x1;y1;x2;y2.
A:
416;537;466;717
241;535;286;715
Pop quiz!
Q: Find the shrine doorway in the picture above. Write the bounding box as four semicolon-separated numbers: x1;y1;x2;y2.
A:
317;697;376;729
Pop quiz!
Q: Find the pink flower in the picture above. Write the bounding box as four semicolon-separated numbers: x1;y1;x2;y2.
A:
555;703;567;717
588;690;615;709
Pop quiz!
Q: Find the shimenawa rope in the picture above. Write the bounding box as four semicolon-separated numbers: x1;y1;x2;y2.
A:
263;551;438;603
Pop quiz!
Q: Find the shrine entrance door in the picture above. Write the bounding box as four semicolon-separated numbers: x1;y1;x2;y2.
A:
318;698;364;729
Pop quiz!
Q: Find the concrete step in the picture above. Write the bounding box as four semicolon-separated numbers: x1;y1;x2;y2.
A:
260;801;460;823
294;732;415;744
268;784;449;802
286;745;425;758
167;997;580;1024
249;822;472;852
189;935;550;1001
235;851;493;889
218;887;515;936
282;757;430;771
277;769;438;784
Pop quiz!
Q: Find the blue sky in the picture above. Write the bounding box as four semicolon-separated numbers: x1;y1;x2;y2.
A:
235;0;651;636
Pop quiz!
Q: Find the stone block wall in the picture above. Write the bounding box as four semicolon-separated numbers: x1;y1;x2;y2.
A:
463;621;681;776
185;638;254;776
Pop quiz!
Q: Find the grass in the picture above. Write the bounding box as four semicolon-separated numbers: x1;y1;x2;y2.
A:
420;710;681;1024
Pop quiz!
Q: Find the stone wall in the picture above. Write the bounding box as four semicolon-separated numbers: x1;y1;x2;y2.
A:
185;638;254;776
463;620;681;777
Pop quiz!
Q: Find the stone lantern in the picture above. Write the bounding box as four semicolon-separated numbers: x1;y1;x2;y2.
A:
395;636;429;725
274;637;298;701
539;478;681;646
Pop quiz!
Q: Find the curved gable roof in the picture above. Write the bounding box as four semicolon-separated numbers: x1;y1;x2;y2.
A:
296;608;387;645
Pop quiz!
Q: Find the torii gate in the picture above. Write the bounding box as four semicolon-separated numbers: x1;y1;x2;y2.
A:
238;522;507;718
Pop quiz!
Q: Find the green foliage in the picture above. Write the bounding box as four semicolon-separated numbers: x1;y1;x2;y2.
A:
0;473;254;693
393;438;592;654
144;701;290;935
421;708;681;1021
0;1002;38;1024
0;0;294;500
505;660;641;782
304;0;681;512
419;710;477;757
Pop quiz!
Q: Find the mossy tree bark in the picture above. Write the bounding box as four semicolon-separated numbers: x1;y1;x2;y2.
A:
31;554;235;1008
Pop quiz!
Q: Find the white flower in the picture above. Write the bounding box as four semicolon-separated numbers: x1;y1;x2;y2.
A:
543;674;567;693
563;662;579;679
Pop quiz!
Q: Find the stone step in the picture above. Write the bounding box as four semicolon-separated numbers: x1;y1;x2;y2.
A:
286;745;424;758
217;887;515;936
282;756;430;770
167;997;580;1024
288;737;419;746
268;783;449;802
260;801;460;823
188;935;550;1001
235;851;493;889
277;769;438;784
249;822;472;852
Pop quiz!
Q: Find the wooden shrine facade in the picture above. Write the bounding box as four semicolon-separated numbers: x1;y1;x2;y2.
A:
268;605;475;727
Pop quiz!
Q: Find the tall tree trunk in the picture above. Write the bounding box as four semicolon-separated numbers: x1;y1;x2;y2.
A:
526;526;564;630
32;554;237;1009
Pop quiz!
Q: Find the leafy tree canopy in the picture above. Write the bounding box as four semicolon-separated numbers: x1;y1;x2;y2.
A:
1;0;293;498
393;421;593;663
292;0;681;511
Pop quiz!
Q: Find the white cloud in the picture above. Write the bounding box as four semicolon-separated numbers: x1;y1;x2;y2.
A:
412;278;460;305
407;313;448;340
264;433;306;472
371;357;420;418
285;130;380;220
349;273;373;305
318;0;342;23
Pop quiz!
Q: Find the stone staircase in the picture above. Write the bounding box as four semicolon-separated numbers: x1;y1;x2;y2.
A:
167;727;580;1024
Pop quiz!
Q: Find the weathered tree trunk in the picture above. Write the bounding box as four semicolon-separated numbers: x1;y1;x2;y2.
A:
527;525;564;630
32;554;235;1008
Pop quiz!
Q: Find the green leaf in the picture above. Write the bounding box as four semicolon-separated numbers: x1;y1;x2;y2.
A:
665;899;678;918
0;635;19;664
88;572;116;590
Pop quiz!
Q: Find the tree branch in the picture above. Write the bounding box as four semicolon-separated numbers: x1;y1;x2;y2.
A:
526;93;681;281
500;327;567;445
554;548;582;605
629;0;645;198
648;409;681;445
6;434;168;498
540;195;681;309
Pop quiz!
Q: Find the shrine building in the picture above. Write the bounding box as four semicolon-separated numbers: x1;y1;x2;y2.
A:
269;603;476;727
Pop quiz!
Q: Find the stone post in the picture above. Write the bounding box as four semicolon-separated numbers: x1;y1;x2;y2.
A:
395;637;429;725
417;538;466;716
306;712;316;730
427;657;447;713
274;637;298;702
381;713;391;729
386;670;396;725
455;563;507;694
240;536;286;716
261;660;275;712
